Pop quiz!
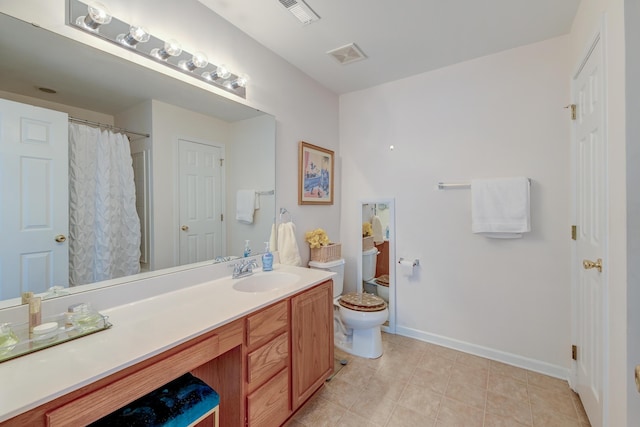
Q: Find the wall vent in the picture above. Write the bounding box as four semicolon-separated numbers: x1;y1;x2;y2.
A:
327;43;367;65
278;0;320;25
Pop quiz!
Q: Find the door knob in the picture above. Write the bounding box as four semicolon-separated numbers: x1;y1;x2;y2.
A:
583;258;602;273
54;234;67;243
181;225;189;231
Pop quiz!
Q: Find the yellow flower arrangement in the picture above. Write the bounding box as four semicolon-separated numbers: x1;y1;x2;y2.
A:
305;228;331;248
362;222;373;237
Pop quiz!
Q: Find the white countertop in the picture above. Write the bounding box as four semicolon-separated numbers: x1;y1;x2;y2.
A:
0;263;334;423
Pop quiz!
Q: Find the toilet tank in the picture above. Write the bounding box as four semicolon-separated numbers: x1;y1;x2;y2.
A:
362;248;378;281
308;258;345;298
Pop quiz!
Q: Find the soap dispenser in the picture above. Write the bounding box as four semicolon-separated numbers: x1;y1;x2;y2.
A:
262;242;273;271
243;240;251;257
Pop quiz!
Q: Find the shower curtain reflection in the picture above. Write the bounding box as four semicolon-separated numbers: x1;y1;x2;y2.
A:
68;124;141;287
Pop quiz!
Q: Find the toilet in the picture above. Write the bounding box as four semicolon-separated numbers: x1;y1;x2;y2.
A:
362;247;389;302
365;275;389;302
309;257;388;359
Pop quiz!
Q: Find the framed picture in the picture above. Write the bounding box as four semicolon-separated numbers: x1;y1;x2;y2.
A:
298;141;334;205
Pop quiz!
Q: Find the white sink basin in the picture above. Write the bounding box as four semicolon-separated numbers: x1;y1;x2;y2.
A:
232;271;300;293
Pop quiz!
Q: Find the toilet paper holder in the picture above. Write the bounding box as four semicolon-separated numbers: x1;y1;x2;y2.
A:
398;258;420;267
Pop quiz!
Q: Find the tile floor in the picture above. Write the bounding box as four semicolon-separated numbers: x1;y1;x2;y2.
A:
286;333;591;427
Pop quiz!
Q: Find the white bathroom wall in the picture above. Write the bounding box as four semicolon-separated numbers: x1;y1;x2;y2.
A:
340;36;572;374
150;99;231;269
625;1;640;425
227;115;277;256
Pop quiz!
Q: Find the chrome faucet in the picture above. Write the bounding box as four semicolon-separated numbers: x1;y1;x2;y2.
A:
230;258;260;279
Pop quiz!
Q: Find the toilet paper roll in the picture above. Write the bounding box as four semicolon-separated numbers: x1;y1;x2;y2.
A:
399;259;414;275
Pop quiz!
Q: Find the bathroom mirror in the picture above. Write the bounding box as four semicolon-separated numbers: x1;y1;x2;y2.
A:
0;13;276;306
360;199;396;333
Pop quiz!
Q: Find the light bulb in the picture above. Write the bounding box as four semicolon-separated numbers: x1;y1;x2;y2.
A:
151;39;182;60
116;25;151;47
179;52;208;72
75;2;112;31
202;64;231;81
226;73;250;89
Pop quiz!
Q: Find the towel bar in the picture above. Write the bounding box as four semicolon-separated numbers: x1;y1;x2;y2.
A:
438;178;531;190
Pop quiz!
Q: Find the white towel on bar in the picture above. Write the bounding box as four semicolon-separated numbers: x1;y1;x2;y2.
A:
471;177;530;239
277;222;302;266
236;189;257;224
371;215;384;244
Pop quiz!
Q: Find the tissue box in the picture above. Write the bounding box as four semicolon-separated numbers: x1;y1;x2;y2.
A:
362;236;374;251
310;243;341;262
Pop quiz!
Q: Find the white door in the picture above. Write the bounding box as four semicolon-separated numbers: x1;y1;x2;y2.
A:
178;139;223;265
0;99;69;299
574;36;606;427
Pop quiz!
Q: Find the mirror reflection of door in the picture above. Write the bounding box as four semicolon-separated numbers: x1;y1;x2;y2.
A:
0;99;69;299
178;139;224;265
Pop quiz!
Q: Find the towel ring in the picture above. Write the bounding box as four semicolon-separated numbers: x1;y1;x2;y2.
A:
280;207;293;223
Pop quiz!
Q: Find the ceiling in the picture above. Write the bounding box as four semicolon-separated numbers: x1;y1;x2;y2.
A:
198;0;581;94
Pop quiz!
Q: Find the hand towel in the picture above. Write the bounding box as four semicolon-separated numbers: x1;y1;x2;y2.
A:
277;222;302;266
268;223;277;254
236;189;257;224
471;177;530;239
371;215;384;244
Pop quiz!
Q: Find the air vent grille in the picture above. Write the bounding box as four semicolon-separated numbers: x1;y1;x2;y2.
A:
278;0;320;25
327;43;367;65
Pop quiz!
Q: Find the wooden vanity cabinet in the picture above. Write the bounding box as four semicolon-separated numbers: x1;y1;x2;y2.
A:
4;280;333;427
290;280;333;410
244;280;334;426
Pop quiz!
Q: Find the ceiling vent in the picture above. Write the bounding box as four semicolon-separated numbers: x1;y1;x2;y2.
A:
327;43;367;65
278;0;320;25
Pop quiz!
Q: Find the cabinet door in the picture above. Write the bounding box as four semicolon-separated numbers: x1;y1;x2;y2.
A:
290;281;333;410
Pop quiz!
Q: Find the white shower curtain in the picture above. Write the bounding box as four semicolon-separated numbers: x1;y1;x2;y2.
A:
68;123;141;287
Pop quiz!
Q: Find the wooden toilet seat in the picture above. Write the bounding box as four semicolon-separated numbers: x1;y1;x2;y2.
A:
338;292;387;312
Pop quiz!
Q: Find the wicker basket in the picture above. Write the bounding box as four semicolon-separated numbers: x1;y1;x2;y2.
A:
362;236;374;251
310;243;342;262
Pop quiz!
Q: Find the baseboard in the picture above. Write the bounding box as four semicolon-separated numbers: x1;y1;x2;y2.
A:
395;325;570;380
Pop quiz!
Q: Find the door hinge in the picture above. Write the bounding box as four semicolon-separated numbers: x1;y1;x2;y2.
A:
566;104;577;120
571;225;577;240
221;214;224;221
220;158;224;167
572;344;578;361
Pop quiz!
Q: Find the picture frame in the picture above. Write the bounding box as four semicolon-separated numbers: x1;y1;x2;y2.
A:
298;141;334;205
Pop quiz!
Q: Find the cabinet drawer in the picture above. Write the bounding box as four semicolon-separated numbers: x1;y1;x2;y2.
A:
246;300;287;349
246;368;290;427
247;332;288;389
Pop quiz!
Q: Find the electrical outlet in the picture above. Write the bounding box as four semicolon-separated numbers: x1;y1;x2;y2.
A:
635;365;640;393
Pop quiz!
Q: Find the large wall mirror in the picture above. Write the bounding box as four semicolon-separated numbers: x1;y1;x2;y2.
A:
0;12;276;307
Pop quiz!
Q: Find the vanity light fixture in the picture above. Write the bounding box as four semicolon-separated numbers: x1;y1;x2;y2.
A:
116;25;151;47
179;52;208;72
67;0;248;98
150;39;183;60
202;64;231;81
75;1;112;31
